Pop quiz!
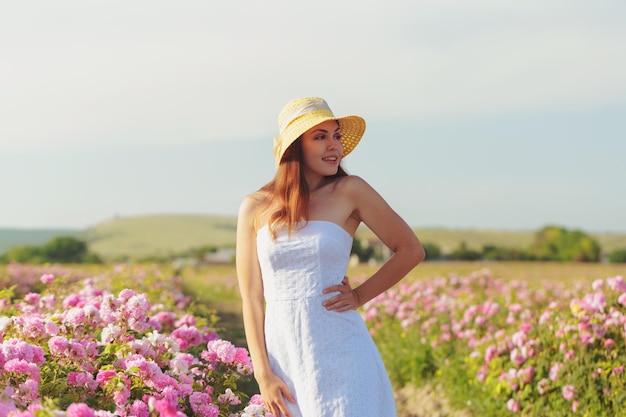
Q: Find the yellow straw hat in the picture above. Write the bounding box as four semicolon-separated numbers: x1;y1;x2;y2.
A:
273;97;366;167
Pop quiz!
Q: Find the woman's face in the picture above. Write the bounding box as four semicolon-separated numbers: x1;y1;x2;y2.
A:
300;120;344;179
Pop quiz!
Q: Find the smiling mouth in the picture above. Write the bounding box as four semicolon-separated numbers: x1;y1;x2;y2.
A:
322;157;338;162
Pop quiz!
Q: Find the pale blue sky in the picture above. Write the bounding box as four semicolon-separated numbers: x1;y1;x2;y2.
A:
1;1;625;232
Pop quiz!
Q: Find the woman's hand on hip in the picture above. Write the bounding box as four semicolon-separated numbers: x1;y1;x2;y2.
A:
322;276;361;312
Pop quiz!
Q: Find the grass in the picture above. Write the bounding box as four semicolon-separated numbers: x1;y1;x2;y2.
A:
80;214;238;260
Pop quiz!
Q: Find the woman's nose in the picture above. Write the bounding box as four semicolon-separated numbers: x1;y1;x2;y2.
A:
327;137;341;150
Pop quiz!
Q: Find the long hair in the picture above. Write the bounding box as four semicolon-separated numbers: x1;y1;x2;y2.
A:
259;138;347;238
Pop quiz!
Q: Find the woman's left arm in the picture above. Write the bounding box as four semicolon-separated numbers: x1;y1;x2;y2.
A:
323;176;425;311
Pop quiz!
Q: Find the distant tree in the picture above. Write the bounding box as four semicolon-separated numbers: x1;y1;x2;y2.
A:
422;242;442;261
351;238;375;263
82;252;104;264
3;245;45;264
449;242;481;261
609;248;626;263
43;236;88;263
481;245;529;261
530;225;601;262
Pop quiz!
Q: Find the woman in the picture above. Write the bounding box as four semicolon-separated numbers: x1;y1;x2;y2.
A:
236;97;424;417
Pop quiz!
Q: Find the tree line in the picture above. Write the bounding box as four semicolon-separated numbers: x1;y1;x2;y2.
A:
352;225;626;263
0;236;102;264
3;225;626;264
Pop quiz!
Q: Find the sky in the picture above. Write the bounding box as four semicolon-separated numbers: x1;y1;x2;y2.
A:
1;0;625;233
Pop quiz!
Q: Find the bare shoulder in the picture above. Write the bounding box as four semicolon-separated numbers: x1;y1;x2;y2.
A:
239;191;266;215
237;191;270;228
334;175;378;198
334;174;370;191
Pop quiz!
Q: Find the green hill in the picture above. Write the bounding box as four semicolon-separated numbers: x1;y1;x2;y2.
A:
81;214;238;260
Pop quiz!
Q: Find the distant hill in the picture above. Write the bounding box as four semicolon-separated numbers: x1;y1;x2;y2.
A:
2;215;626;260
80;214;238;260
0;228;79;254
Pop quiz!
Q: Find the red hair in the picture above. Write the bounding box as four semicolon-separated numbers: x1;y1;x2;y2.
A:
259;138;347;238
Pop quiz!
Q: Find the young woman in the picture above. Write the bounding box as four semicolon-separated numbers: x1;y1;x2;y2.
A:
236;97;424;417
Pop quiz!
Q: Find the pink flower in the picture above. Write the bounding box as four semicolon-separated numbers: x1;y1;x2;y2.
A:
607;276;626;292
509;304;522;313
249;394;265;406
129;400;149;417
18;379;39;402
48;336;69;356
189;392;219;417
511;331;526;348
175;314;197;327
562;384;576;401
68;372;98;391
4;359;40;381
618;293;626;306
484;345;498;363
0;400;17;416
612;366;623;375
67;403;96;417
171;325;203;351
40;274;55;284
153;398;185;417
205;339;237;363
24;293;41;305
537;378;550;395
604;338;615;349
510;348;526;367
549;363;563;381
506;398;520;412
96;369;117;386
476;365;488;383
218;388;241;405
518;366;534;384
592;279;603;291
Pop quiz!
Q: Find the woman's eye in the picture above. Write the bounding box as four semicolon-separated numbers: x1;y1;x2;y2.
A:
314;135;325;140
334;134;342;140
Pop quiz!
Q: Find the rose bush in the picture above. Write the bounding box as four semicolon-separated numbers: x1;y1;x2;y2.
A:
0;264;272;417
363;269;626;416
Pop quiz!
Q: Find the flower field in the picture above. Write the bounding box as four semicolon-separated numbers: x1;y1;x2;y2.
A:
2;261;626;416
0;263;270;417
362;267;626;416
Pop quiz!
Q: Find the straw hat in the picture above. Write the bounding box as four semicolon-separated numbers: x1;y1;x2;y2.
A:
273;97;366;167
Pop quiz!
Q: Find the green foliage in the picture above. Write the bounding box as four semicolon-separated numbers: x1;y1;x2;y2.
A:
608;248;626;263
374;320;437;387
449;241;482;261
1;236;101;264
3;244;46;263
481;245;529;261
351;238;375;263
422;242;442;260
42;236;87;263
531;225;601;262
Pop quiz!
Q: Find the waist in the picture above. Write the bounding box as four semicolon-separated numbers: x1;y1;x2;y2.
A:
264;293;330;303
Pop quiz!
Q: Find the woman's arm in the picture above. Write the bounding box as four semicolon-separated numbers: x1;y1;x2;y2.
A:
236;196;295;416
323;176;425;311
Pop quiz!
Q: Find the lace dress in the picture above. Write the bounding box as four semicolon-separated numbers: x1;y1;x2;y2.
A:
256;221;396;417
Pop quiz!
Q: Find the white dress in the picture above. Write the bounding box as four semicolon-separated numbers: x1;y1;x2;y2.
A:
256;221;397;417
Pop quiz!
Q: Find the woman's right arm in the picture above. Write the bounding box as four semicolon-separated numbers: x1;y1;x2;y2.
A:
236;196;295;417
